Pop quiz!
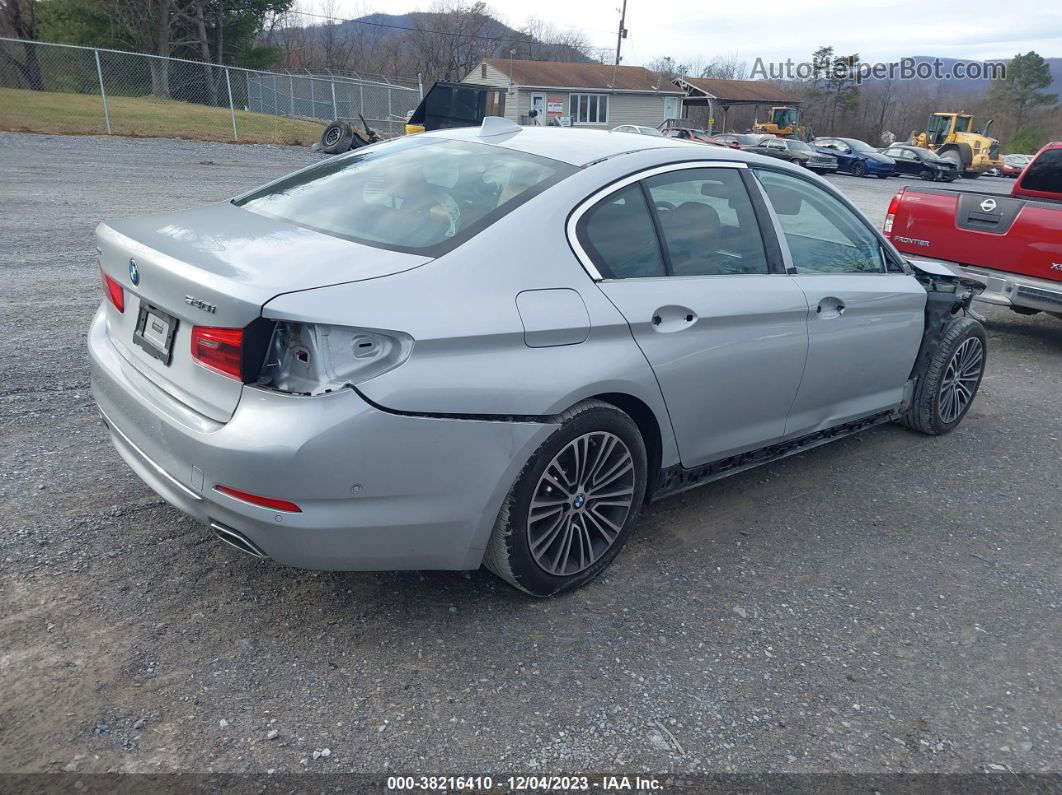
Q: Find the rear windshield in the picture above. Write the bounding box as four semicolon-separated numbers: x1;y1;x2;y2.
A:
235;137;575;255
1019;149;1062;194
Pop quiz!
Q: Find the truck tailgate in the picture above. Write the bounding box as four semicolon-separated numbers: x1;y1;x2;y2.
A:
885;187;1062;283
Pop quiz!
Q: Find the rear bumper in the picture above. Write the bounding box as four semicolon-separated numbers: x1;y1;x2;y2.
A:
955;266;1062;313
88;306;553;571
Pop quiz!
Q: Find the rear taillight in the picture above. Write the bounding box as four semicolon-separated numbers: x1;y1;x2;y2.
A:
99;264;124;313
883;190;903;236
214;484;301;513
191;326;243;380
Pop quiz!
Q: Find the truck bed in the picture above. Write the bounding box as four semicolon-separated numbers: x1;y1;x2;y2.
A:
884;185;1062;314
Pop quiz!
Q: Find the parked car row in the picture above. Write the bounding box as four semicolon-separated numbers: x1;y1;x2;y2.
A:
613;121;1037;186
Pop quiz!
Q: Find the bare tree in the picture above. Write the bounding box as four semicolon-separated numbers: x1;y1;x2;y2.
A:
519;17;593;62
700;52;747;80
104;0;176;96
409;1;498;86
0;0;43;89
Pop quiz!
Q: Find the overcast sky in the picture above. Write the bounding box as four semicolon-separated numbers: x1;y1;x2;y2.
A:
332;0;1060;68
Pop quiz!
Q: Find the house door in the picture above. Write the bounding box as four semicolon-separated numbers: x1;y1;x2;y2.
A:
663;96;680;121
530;94;545;125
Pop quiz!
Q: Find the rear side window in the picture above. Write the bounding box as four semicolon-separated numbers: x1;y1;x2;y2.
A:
577;184;666;279
755;169;886;274
235;137;574;255
644;168;769;276
1020;149;1062;193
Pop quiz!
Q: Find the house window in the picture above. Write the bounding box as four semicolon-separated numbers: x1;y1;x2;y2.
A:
570;93;609;125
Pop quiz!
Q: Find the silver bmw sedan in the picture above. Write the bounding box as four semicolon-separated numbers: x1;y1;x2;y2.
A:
89;120;987;596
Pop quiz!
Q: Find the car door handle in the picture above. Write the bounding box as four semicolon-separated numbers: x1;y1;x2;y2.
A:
816;297;846;318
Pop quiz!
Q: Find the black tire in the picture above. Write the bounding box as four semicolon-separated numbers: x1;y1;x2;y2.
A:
875;173;889;179
920;169;934;181
484;399;648;597
900;317;987;436
850;159;866;177
320;121;353;154
1010;306;1040;316
962;171;981;179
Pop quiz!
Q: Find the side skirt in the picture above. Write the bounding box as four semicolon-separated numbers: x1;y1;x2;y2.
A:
654;409;897;500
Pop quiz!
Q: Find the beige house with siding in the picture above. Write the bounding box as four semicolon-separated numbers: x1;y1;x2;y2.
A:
461;59;684;130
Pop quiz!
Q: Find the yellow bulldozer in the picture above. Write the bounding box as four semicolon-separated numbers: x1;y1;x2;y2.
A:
752;106;808;139
911;112;1002;179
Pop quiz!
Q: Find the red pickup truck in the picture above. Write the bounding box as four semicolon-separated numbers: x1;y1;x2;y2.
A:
883;141;1062;318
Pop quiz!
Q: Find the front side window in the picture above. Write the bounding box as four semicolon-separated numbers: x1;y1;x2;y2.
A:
644;169;769;276
235;137;574;254
570;93;609;125
577;184;665;279
754;169;887;274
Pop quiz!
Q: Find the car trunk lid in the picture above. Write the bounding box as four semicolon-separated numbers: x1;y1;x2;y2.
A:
97;202;429;422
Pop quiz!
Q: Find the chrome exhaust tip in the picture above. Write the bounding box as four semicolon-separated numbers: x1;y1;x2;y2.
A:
209;521;269;560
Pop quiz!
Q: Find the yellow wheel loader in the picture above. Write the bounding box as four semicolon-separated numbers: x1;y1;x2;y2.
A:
752;107;807;139
911;112;1002;179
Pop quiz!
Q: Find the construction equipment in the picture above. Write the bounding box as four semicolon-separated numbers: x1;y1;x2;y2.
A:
911;112;1002;179
752;106;807;139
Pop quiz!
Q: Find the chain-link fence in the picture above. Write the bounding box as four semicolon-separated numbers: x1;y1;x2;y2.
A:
0;37;421;143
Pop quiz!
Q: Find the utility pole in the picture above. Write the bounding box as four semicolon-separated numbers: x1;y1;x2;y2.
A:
614;0;628;66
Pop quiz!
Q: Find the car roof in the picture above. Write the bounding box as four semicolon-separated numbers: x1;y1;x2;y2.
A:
425;123;723;166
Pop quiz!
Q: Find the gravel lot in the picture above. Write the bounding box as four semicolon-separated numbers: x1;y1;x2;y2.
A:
1;132;1059;778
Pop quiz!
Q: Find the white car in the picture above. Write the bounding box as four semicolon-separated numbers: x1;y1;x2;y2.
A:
611;124;665;137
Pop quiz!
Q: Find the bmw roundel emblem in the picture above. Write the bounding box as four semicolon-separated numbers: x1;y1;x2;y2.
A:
128;258;140;286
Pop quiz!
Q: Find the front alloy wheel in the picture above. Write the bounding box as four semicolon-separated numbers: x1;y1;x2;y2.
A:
937;337;984;425
900;317;987;435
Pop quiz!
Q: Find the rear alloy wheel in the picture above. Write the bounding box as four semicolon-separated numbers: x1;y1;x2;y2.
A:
484;400;647;596
901;317;987;435
850;159;866;177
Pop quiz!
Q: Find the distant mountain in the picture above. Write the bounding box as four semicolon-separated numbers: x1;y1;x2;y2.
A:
278;11;594;70
862;55;1062;97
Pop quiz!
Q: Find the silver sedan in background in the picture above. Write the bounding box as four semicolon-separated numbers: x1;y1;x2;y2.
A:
90;119;987;596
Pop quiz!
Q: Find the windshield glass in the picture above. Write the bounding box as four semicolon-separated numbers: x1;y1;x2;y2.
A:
786;140;811;152
845;139;875;152
236;137;574;254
